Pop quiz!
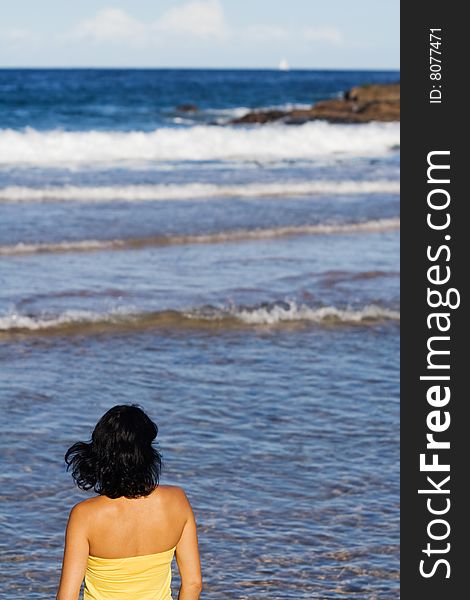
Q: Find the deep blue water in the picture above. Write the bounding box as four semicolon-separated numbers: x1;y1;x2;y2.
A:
0;69;400;599
0;68;399;130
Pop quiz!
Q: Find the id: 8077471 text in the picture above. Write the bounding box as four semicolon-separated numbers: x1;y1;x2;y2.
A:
429;29;442;104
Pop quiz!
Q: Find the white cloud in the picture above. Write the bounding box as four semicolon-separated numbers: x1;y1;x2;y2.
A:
59;3;343;61
72;1;228;44
155;0;228;40
240;23;343;46
74;8;145;42
302;26;343;45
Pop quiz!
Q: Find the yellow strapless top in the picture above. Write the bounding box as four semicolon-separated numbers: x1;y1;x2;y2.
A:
84;547;175;600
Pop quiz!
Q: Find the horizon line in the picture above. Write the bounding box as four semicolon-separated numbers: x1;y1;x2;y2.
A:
0;66;400;72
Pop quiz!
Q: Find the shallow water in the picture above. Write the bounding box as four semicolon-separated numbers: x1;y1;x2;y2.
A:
0;69;399;598
0;325;399;598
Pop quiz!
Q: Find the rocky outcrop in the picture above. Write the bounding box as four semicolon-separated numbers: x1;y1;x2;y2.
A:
234;109;287;124
230;83;400;125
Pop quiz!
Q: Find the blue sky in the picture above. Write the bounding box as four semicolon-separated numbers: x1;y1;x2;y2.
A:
0;1;399;69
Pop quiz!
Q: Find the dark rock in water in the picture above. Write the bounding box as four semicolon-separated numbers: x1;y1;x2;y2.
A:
344;83;400;103
232;109;288;124
176;104;199;113
230;83;400;125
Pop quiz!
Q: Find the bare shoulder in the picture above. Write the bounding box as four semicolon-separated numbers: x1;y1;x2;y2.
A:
157;485;192;511
68;496;107;522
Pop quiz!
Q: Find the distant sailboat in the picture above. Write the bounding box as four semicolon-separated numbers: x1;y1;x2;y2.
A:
278;58;290;71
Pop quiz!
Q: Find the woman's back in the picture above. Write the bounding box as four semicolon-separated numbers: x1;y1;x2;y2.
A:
81;486;189;599
56;405;202;600
83;486;187;558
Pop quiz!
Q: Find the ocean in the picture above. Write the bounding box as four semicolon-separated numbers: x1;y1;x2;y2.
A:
0;69;400;598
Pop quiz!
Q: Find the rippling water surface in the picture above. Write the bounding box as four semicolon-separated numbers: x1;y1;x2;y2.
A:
0;69;399;598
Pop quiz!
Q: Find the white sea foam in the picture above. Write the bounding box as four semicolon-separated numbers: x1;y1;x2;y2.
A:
0;239;123;256
231;302;400;325
0;219;400;256
0;180;400;203
0;310;110;331
0;121;400;166
0;303;400;333
209;106;252;121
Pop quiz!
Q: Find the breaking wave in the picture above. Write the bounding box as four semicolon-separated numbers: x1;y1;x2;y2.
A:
0;302;400;335
0;180;400;203
0;121;400;166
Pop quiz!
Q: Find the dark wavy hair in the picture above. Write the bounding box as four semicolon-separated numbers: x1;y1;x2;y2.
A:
65;404;162;499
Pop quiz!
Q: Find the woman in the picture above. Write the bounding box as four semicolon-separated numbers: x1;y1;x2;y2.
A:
56;404;202;600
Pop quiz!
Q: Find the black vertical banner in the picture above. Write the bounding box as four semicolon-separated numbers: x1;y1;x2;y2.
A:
401;3;468;598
